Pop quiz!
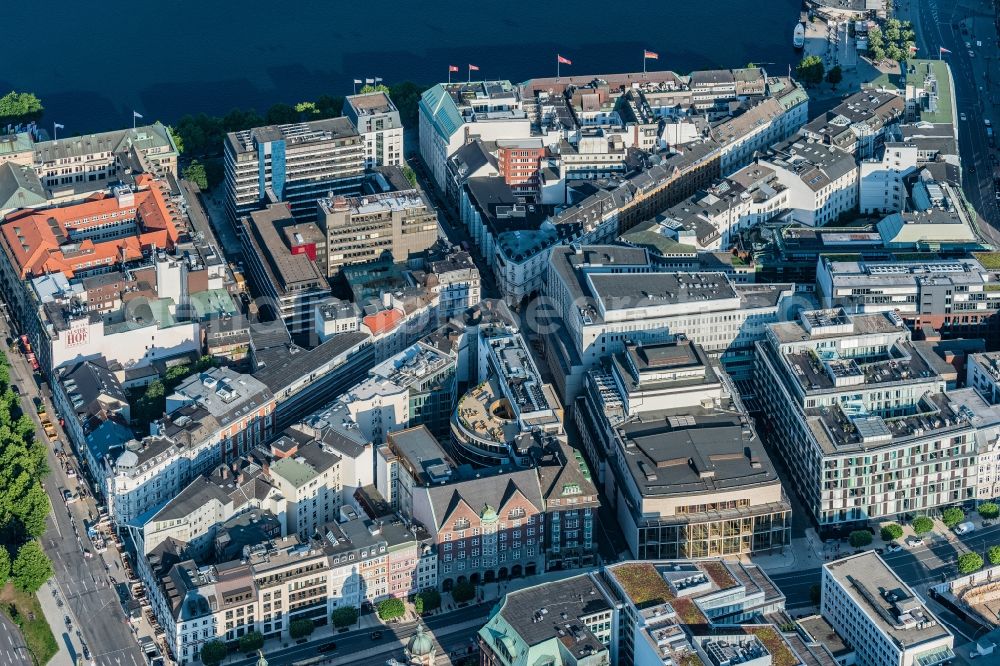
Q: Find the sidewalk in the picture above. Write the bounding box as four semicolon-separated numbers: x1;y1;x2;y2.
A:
749;529;825;573
37;580;80;666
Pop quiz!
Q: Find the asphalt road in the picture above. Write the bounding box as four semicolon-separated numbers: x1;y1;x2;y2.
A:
909;0;1000;244
0;318;146;666
0;612;34;666
226;602;492;666
773;522;1000;608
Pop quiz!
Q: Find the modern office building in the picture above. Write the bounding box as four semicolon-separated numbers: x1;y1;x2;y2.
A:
224;118;364;223
576;340;790;559
451;327;562;467
343;91;404;168
822;552;954;666
239;203;331;337
755;308;979;533
545;244;795;401
316;190;439;275
816;256;1000;343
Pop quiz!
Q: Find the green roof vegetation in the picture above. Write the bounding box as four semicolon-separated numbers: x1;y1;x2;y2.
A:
974;252;1000;269
612;563;674;608
270;457;317;488
906;59;952;125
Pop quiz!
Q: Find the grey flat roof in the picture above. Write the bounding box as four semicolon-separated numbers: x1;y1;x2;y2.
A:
255;330;370;392
496;574;611;652
616;409;780;497
825;551;953;649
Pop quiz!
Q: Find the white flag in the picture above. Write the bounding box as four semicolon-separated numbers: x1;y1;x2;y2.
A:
353;79;362;84
133;111;144;119
365;78;375;84
54;123;65;130
374;77;383;83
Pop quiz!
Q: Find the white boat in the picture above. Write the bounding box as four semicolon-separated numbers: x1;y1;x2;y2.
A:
793;23;805;49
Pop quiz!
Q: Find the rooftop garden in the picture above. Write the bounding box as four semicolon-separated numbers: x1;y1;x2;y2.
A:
701;561;737;590
612;563;674;608
974;252;1000;270
749;627;799;666
672;597;708;626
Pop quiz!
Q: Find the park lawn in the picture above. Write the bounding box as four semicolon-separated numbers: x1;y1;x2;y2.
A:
0;582;59;665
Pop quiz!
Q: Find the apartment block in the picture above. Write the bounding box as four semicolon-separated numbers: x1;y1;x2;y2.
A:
759;137;859;226
224;118;364;223
343;92;404;168
755;308;979;532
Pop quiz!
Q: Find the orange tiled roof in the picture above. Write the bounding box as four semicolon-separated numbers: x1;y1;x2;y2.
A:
363;308;403;335
1;175;180;279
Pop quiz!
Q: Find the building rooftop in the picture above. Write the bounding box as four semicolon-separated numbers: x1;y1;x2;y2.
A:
345;91;398;116
615;407;779;499
241;204;330;295
317;189;430;219
385;426;455;486
226;117;358;155
491;573;611;658
825;551;953;649
168;367;273;429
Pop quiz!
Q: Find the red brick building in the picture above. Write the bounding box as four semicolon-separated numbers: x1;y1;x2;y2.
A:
496;139;546;198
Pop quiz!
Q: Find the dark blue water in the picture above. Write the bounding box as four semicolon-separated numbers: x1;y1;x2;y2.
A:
2;0;802;133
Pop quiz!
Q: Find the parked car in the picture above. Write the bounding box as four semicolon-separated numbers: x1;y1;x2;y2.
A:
370;630;384;640
63;490;77;504
886;542;903;553
960;113;967;121
906;536;925;547
319;642;338;653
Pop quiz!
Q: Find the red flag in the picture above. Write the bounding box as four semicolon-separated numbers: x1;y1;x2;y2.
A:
557;55;572;65
468;64;480;71
449;65;459;72
644;50;659;60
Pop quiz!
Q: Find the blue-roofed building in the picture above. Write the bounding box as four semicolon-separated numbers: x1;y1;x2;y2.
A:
85;419;134;485
418;81;530;191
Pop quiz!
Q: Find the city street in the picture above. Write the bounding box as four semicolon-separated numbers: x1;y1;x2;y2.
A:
0;317;146;666
907;0;1000;244
0;613;34;666
225;602;492;666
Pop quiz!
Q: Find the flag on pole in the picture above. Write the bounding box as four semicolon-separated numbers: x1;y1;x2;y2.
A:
449;65;459;72
644;50;659;60
468;64;480;71
133;111;143;119
353;79;363;84
557;55;572;65
54;123;65;130
939;46;952;54
374;77;383;83
365;78;375;84
909;45;918;52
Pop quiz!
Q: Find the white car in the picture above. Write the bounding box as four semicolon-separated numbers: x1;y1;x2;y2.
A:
906;536;925;547
960;113;967;121
969;50;975;58
886;542;903;553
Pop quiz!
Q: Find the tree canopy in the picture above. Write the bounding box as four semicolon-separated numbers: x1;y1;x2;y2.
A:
880;523;903;542
0;92;44;127
911;516;934;534
958;552;984;575
941;506;965;528
796;55;825;86
200;640;227;666
12;542;53;594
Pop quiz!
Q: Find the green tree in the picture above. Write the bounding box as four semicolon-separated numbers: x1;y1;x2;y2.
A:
979;502;1000;520
359;84;391;95
183;161;209;190
295;102;319;117
12;541;52;594
958;552;984;575
403;165;418;188
238;631;264;652
988;545;1000;566
868;26;884;49
388;82;426;127
167;125;184;153
331;606;358;628
880;523;904;542
849;530;873;548
0;547;10;589
452;581;476;603
289;618;315;638
745;62;757;69
377;597;406;621
200;640;227;666
796;55;825;86
826;66;843;88
15;483;50;538
417;588;440;613
413;594;424;615
0;91;44;126
942;507;965;528
266;103;299;125
314;95;345;119
912;516;934;534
